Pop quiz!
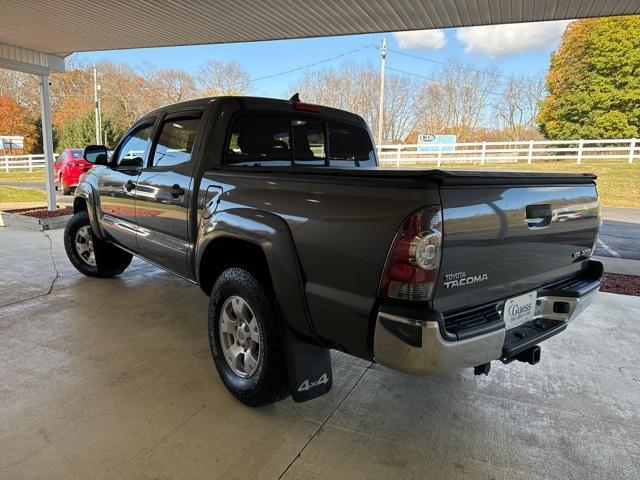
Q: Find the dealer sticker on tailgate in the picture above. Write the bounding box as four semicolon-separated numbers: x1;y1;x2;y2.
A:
503;291;537;329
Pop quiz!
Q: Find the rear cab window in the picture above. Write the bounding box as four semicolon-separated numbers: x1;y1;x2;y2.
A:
327;121;376;167
227;115;292;167
224;113;376;167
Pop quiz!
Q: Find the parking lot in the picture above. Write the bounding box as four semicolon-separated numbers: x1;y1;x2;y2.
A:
1;226;638;480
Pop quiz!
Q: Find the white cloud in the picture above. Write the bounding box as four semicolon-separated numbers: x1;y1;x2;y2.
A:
455;20;571;57
393;29;446;50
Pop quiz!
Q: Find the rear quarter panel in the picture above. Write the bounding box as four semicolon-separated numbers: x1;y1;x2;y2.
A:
204;171;440;357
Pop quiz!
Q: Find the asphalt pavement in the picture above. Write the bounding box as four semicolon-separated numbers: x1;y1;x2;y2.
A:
0;181;47;190
595;207;640;260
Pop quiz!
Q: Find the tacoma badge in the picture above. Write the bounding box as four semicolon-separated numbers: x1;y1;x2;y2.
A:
443;272;489;289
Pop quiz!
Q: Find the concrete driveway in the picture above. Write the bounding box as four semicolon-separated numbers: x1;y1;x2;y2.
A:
1;227;639;480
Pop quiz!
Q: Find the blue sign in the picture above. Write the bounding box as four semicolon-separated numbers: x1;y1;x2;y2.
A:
417;134;456;152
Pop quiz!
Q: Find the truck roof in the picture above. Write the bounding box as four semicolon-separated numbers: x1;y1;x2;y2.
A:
143;95;365;125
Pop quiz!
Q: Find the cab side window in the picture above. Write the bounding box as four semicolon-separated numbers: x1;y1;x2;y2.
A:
114;123;154;168
150;116;200;168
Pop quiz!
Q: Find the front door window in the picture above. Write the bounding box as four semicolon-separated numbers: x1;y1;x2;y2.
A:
114;124;154;168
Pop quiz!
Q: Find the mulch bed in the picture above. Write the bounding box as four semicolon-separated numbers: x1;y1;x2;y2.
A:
600;273;640;296
7;207;73;219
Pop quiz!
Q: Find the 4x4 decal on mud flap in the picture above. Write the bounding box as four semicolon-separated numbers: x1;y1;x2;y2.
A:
298;373;330;392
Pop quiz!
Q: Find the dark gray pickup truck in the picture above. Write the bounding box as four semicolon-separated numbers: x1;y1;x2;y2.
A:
65;96;602;406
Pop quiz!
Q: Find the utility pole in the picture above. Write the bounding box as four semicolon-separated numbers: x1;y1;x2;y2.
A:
377;37;387;147
93;67;102;144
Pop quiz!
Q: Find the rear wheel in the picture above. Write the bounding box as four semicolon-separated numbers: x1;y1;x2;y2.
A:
64;211;132;278
208;267;289;407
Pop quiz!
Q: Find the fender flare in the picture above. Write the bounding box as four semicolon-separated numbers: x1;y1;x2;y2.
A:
196;208;318;342
74;178;105;239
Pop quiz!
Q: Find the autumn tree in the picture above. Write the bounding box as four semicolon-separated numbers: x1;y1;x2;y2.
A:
95;61;161;133
410;62;499;142
150;68;197;104
0;69;40;118
292;62;379;133
291;61;418;142
197;59;252;96
492;74;545;141
538;16;640;139
0;94;38;153
50;67;94;134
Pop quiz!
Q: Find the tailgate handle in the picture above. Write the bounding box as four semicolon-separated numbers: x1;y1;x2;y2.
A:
525;204;552;229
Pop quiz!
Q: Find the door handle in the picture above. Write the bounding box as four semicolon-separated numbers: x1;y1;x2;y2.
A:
170;184;185;198
125;180;136;192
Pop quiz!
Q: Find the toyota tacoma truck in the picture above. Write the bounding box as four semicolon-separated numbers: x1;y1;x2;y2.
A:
65;96;602;406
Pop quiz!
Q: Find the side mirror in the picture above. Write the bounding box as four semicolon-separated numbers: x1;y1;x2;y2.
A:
84;145;109;166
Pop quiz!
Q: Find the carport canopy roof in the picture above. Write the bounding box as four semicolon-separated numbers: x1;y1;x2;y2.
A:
1;0;640;75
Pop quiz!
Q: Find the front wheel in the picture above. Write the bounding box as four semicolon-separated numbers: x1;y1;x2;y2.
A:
64;211;132;278
208;267;289;407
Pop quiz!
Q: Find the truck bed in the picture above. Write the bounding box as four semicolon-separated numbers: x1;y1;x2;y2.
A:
218;165;597;185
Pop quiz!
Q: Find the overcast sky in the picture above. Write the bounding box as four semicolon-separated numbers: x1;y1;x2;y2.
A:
73;20;571;98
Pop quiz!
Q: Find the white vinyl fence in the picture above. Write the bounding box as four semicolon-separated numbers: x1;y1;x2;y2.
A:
2;138;638;171
1;153;57;172
377;138;638;167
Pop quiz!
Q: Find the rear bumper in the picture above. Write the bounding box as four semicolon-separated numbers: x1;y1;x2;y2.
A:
62;172;83;186
373;260;602;375
62;166;93;187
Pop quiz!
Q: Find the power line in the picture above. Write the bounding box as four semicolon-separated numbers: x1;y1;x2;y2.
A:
387;47;542;85
387;48;454;69
250;44;375;82
386;66;505;97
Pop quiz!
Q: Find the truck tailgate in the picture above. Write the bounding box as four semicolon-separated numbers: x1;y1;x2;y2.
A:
433;181;599;313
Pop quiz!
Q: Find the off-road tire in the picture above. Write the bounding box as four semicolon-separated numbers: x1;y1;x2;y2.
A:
64;210;132;278
208;267;289;407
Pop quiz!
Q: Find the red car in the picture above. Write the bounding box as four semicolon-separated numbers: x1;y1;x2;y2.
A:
54;148;95;195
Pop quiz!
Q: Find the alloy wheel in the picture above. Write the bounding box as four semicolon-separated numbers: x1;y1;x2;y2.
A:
219;295;261;378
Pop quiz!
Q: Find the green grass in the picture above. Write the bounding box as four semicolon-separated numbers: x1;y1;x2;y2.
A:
0;186;47;203
0;170;46;183
390;160;640;208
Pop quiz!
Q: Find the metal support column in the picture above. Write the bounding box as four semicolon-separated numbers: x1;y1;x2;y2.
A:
39;74;56;211
377;37;387;147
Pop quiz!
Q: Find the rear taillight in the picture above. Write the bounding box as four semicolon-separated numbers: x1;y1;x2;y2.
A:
379;206;443;301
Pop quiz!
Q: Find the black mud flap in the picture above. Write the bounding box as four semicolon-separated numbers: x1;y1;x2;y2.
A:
282;327;333;403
